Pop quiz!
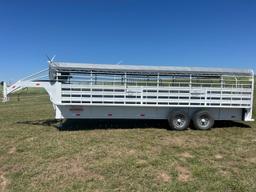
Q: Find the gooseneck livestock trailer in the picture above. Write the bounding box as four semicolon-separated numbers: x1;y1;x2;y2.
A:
2;62;254;130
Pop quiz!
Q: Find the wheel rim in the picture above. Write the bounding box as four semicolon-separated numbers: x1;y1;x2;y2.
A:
173;114;186;128
198;114;210;128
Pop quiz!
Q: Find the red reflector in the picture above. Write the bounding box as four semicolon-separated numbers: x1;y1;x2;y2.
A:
12;86;16;88
76;114;80;116
36;83;40;86
140;113;145;117
108;113;112;116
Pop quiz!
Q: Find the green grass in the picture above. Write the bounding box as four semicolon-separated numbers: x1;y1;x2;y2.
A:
0;88;256;191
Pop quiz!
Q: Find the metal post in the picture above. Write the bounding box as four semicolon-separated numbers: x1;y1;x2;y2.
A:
221;76;223;88
124;72;127;88
90;71;93;104
157;73;159;105
189;74;192;88
189;74;192;106
2;82;8;102
124;72;127;104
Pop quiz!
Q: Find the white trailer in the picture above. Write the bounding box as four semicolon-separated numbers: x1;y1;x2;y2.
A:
2;61;254;130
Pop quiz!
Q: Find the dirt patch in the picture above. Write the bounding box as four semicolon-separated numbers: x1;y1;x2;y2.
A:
176;165;192;182
26;137;36;142
8;146;16;154
108;147;137;158
62;158;104;180
247;157;256;163
156;171;171;183
219;169;230;177
0;171;8;191
215;154;223;160
161;135;210;148
127;149;136;155
136;160;148;168
179;152;193;158
33;157;104;186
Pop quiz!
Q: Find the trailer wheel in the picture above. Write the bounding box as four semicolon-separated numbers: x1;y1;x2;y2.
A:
168;110;190;131
192;110;214;130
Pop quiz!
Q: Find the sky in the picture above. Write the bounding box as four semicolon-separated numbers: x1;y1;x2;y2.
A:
0;0;256;81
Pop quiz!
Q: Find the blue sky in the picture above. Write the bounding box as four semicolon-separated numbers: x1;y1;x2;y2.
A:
0;0;256;81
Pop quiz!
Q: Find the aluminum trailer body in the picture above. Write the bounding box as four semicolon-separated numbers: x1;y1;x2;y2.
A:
2;62;254;130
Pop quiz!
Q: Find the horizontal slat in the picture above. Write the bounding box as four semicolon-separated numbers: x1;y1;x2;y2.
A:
61;97;251;105
60;81;253;108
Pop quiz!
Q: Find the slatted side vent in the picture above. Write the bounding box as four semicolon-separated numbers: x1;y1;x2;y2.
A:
58;71;253;108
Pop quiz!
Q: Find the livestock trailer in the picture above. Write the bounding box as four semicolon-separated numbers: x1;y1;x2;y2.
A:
2;62;254;130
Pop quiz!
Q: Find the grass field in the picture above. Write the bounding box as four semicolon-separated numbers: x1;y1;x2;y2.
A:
0;89;256;192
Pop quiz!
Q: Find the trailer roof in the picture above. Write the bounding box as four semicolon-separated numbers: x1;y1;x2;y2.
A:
50;62;253;75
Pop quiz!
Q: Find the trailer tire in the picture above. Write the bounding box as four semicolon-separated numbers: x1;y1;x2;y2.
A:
168;110;190;131
192;110;214;130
